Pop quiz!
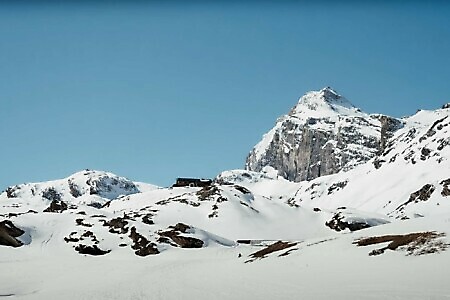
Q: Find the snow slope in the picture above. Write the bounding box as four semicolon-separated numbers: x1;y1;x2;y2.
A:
1;214;449;300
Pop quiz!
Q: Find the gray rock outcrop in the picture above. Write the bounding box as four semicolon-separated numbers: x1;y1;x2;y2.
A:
245;87;402;182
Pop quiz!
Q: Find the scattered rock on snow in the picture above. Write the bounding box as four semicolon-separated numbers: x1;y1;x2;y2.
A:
246;241;298;262
395;184;436;215
103;216;129;234
75;244;111;256
158;223;204;248
354;232;448;256
326;212;371;232
0;220;25;247
327;180;348;195
129;226;159;256
440;179;450;197
43;200;68;213
42;187;62;202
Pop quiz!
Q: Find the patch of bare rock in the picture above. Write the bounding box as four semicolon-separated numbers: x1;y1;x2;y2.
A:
129;226;159;256
354;231;448;256
75;244;111;256
246;241;298;263
158;223;204;248
43;200;68;213
326;212;373;232
0;220;25;247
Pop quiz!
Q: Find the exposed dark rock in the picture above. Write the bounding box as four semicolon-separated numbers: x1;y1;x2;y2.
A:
419;116;448;142
80;231;99;243
42;187;62;202
405;184;435;205
208;211;218;218
159;223;204;248
196;185;220;201
68;180;82;198
7;210;37;218
389;154;398;163
90;214;106;218
156;194;200;207
373;158;385;169
234;185;251;194
75;244;110;256
171;223;190;233
378;116;403;153
247;241;297;261
142;214;154;225
0;220;25;247
64;231;81;243
396;184;436;213
86;175;139;198
327;180;348;195
64;236;80;243
76;219;93;227
354;232;448;256
437;138;450;151
440;179;450;197
43;200;68;213
102;200;112;208
325;212;371;232
421;147;432;160
239;201;259;213
87;202;103;209
103;216;129;234
286;198;300;208
129;226;159;256
5;186;20;198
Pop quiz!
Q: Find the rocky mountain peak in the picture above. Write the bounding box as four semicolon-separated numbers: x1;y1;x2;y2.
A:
290;87;356;117
246;88;399;182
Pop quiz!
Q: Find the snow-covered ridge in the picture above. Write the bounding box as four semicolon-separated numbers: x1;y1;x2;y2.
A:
1;169;157;207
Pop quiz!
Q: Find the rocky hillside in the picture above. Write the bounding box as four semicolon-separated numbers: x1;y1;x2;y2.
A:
245;87;403;181
242;103;450;221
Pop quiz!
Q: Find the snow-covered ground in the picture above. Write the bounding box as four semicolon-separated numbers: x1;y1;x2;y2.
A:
1;215;449;300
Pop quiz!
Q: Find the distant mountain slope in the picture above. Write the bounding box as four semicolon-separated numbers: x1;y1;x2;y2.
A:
265;104;450;219
246;87;402;181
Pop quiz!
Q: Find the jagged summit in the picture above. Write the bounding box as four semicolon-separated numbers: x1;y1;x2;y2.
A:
290;87;357;118
246;87;395;182
320;86;355;108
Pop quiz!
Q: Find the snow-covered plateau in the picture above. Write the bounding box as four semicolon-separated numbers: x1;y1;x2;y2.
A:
2;87;450;299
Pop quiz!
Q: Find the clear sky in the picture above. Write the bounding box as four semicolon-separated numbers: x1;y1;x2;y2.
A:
1;1;450;189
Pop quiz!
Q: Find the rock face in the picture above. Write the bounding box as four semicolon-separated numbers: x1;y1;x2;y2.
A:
0;220;25;247
245;87;402;182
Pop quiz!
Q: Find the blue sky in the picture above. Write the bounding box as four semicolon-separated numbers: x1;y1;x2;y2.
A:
1;1;450;189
